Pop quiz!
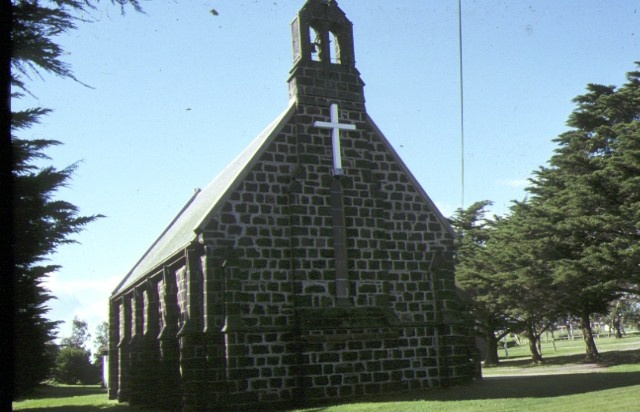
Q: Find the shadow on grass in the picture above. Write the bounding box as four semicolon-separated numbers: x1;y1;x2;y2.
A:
16;371;640;412
16;350;640;411
491;348;640;368
15;386;143;412
427;371;640;401
291;371;640;412
293;370;640;412
19;406;135;412
18;385;106;400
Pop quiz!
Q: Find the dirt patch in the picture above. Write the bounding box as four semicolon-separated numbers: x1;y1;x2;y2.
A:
490;362;607;376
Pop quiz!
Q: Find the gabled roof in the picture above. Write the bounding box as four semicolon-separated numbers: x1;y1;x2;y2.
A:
112;99;455;297
112;102;296;296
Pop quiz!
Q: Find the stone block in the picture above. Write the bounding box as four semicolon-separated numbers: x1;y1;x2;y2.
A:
228;368;259;380
303;364;322;375
366;361;381;372
373;372;390;383
318;352;339;363
358;350;373;361
334;363;353;374
314;375;329;386
341;351;358;362
364;383;381;394
383;359;410;370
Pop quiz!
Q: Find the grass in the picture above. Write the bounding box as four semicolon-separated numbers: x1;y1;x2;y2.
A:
12;385;134;411
13;336;640;411
483;332;640;374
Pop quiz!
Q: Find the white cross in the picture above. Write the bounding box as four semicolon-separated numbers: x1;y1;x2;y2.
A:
314;103;356;176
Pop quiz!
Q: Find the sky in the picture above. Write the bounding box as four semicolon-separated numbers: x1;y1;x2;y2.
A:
14;0;640;342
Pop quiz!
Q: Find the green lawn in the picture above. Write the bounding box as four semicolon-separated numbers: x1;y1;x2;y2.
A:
12;384;132;411
13;335;640;411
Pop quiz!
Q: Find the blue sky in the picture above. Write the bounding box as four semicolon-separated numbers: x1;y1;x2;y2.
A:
14;0;639;341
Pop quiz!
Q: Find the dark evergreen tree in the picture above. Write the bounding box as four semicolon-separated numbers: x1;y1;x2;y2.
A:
526;64;640;361
485;200;561;363
2;2;15;406
453;200;562;364
602;67;640;289
452;66;639;365
10;0;140;397
451;201;513;366
13;132;99;394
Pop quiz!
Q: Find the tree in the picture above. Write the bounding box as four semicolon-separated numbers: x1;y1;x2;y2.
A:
60;316;91;351
451;201;513;366
54;346;99;385
13;135;97;394
526;65;640;361
1;1;14;405
54;317;100;384
602;68;640;289
93;321;109;350
10;0;140;397
91;321;108;369
453;200;562;364
603;294;640;338
454;66;640;364
484;200;561;363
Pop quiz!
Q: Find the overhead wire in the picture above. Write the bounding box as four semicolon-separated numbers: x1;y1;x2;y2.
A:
458;0;465;210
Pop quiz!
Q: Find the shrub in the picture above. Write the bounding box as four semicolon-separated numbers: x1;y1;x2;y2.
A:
53;347;100;385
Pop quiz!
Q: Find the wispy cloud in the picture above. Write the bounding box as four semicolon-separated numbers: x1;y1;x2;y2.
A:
44;273;120;343
499;178;530;188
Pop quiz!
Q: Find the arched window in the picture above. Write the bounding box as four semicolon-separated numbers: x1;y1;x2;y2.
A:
309;26;321;62
308;26;343;64
329;30;339;64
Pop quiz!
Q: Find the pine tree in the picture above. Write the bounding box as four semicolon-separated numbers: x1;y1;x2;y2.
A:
526;64;640;361
10;0;140;397
453;200;562;364
451;201;512;365
486;200;561;363
12;128;100;394
603;67;640;289
453;66;639;364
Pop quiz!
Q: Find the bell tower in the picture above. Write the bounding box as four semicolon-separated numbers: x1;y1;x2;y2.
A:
288;0;365;108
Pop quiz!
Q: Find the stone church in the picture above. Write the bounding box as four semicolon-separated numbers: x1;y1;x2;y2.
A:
108;0;478;410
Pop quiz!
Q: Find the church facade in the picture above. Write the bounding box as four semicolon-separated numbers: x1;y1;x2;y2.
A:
108;1;479;410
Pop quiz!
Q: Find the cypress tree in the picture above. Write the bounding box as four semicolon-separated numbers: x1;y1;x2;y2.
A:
527;65;640;361
451;201;512;366
10;0;140;397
